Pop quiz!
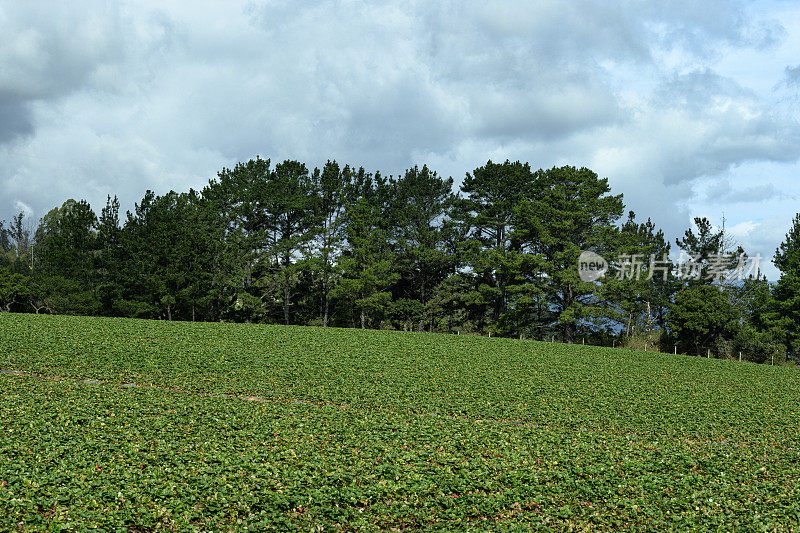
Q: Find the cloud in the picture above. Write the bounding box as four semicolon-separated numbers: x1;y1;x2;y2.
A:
787;64;800;86
0;3;125;144
0;95;33;143
704;180;783;203
647;70;800;182
0;0;799;280
12;200;32;218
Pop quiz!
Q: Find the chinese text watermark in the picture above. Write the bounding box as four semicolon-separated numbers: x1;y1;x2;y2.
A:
578;252;762;283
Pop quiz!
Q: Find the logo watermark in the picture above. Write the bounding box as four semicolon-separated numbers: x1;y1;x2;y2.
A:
578;251;609;282
577;252;762;282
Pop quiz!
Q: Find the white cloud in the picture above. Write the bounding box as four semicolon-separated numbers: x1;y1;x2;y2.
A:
12;200;32;218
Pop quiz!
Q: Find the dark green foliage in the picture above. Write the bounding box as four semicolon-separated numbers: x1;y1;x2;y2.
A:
667;284;740;356
770;214;800;360
308;160;355;327
513;166;624;342
0;220;10;254
456;160;534;331
604;211;677;336
0;266;30;312
675;216;742;284
33;200;100;316
119;190;215;321
259;159;317;325
333;171;399;328
390;165;457;331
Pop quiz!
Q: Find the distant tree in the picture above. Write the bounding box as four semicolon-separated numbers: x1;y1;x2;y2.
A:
514;166;624;343
9;213;31;260
390;165;457;331
121;190;213;321
0;220;11;255
603;211;675;338
118;191;169;318
0;212;34;275
456;160;536;333
259;160;317;325
674;217;741;284
308;161;356;327
0;267;30;312
769;213;800;359
727;276;784;362
202;157;273;322
426;273;478;334
34;199;99;315
201;158;318;325
334;172;399;329
96;196;124;316
667;284;739;356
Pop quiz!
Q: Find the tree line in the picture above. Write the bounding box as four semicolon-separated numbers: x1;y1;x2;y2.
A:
1;158;798;364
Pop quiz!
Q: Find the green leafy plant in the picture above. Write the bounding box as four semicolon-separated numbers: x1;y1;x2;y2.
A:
1;313;799;530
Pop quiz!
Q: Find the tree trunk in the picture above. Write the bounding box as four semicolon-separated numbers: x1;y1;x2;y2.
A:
283;243;292;325
323;295;330;327
167;303;172;321
283;281;290;325
360;309;366;329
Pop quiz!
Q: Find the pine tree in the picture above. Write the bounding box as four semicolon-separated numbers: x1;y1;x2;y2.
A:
456;160;535;333
514;166;624;343
770;213;800;359
333;172;399;329
390;165;456;331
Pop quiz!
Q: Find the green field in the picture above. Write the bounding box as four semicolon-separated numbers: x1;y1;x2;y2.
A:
1;314;799;531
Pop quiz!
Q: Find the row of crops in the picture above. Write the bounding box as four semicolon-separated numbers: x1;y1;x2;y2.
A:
1;314;799;530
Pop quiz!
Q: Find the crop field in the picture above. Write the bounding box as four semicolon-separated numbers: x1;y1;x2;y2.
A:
1;314;800;531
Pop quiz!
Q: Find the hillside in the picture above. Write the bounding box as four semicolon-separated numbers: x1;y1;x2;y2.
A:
1;314;799;530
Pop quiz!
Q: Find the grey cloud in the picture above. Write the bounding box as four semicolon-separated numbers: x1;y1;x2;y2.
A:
644;70;800;185
786;65;800;87
0;95;33;143
705;180;783;203
466;1;652;63
0;2;127;157
636;0;784;53
0;3;125;99
469;79;621;141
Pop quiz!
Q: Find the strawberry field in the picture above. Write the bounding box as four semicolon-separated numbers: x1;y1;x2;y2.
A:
1;313;800;531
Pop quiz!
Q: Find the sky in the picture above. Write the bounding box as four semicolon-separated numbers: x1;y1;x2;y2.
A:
1;0;799;279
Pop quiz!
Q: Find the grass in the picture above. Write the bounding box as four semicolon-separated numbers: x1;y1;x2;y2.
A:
1;313;800;530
